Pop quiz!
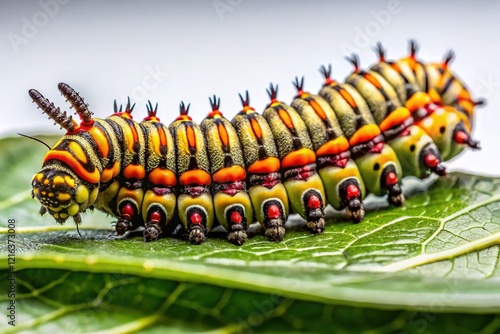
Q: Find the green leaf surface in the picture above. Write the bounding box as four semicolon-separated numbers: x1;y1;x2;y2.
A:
1;135;500;333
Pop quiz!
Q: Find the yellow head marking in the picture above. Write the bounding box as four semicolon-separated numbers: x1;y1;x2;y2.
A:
68;203;80;216
58;193;71;202
75;185;89;204
53;176;65;186
64;176;75;188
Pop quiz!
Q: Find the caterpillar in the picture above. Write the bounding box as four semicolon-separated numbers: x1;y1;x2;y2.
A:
29;41;482;246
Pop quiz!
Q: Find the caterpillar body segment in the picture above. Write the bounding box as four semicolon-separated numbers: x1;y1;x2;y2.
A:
139;102;177;241
168;103;214;244
106;103;150;237
318;71;404;207
291;77;365;223
200;96;253;245
344;54;446;178
231;92;288;241
344;54;407;135
263;84;327;234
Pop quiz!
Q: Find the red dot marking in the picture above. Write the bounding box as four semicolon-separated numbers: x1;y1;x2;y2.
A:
121;203;135;219
267;204;281;219
190;212;202;225
149;211;162;224
230;211;242;224
424;154;439;168
346;185;360;200
307;195;321;209
385;172;398;186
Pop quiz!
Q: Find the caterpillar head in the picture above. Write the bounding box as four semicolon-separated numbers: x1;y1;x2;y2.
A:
28;83;98;226
31;168;95;225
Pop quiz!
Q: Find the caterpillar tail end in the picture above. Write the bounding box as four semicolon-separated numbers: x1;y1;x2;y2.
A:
384;171;404;207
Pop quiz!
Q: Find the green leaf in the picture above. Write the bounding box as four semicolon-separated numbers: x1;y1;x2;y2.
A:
1;135;500;333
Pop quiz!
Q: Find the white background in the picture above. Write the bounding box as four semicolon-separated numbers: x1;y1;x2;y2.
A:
1;0;499;176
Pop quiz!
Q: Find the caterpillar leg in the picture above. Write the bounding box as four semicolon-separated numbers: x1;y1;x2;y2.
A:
115;187;144;236
248;181;288;242
141;189;176;242
383;166;404;207
214;192;253;246
388;125;446;178
339;179;365;223
283;166;326;234
318;160;366;223
178;192;214;245
355;143;404;207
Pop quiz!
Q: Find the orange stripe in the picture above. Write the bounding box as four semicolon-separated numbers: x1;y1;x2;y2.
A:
43;150;100;184
157;125;167;148
428;89;442;105
248;157;280;174
213;166;246;183
217;122;229;147
309;99;327;120
316;137;350;157
148;168;177;186
339;89;357;108
363;73;382;89
130;123;139;150
405;92;431;112
186;125;196;150
123;164;146;180
101;161;120;183
88;127;109;158
120;121;135;153
349;124;381;147
250;118;262;139
179;169;211;186
281;148;316;169
379;107;411;133
278;109;294;129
